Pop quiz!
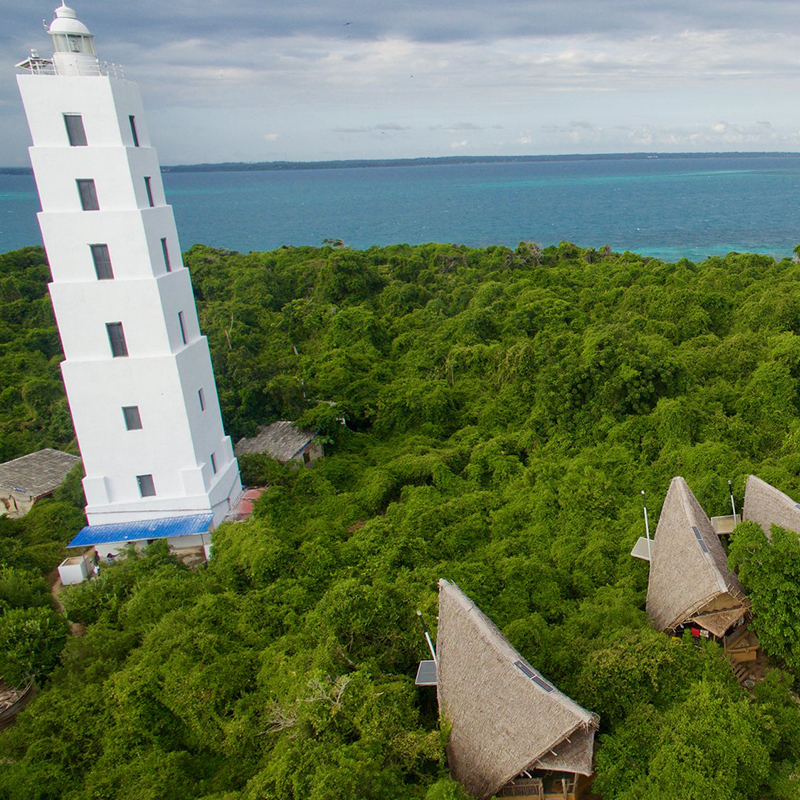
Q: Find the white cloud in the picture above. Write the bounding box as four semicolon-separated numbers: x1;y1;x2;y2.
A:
333;124;410;134
7;2;800;163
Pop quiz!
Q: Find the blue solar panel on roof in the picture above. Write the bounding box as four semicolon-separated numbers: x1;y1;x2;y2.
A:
67;513;213;548
515;660;535;678
514;660;554;692
692;525;710;553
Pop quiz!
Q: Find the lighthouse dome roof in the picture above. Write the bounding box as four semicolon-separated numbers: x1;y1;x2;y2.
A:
48;3;93;36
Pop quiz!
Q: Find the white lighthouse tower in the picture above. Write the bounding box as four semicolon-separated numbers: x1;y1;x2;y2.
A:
17;4;242;554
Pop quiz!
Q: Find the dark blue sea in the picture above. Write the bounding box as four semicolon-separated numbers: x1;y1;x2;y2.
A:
3;154;800;262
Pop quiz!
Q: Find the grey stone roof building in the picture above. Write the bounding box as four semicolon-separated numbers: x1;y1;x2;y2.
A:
0;448;80;517
234;421;322;466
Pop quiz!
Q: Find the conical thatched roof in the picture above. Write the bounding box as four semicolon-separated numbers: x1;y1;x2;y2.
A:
436;580;599;800
742;474;800;538
646;477;747;634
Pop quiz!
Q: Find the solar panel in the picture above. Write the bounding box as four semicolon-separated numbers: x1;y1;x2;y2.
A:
692;526;709;553
630;537;652;561
515;660;535;678
531;674;555;692
514;660;554;692
415;660;438;686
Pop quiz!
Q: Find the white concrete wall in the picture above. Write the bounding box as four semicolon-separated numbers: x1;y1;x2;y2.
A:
18;70;242;530
29;147;162;213
18;75;146;149
39;207;183;283
48;271;199;361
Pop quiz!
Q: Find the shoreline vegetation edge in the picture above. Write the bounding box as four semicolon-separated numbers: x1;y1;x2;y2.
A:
3;150;800;176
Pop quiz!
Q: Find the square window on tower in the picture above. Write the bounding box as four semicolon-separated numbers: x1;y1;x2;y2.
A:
122;406;142;430
106;322;128;357
129;115;140;147
90;244;113;279
77;179;99;210
161;237;171;272
63;114;87;146
137;474;156;497
144;176;154;207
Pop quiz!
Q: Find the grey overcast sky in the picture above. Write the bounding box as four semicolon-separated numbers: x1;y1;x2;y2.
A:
4;0;800;165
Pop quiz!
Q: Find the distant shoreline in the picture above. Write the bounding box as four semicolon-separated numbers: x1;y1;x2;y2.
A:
2;150;800;176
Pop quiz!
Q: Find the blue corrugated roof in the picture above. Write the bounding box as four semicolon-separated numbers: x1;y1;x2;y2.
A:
68;513;213;548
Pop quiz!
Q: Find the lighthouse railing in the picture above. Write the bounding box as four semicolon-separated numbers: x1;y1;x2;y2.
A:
16;57;125;79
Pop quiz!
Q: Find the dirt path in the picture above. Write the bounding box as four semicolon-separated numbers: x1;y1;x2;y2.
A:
48;571;85;637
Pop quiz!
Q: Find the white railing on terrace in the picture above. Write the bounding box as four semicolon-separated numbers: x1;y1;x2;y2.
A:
16;57;125;79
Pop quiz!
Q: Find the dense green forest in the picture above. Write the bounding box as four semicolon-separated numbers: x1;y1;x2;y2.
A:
3;241;800;799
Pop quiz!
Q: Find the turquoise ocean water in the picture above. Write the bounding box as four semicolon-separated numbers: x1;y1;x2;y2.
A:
2;154;800;262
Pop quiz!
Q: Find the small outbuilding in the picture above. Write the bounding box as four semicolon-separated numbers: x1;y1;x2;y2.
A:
742;474;800;538
57;553;92;585
0;448;80;518
646;477;755;656
436;579;599;800
234;421;322;466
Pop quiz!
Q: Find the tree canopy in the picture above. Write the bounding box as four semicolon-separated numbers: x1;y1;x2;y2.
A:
4;241;800;798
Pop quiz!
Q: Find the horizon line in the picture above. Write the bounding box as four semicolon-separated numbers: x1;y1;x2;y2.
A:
2;150;800;175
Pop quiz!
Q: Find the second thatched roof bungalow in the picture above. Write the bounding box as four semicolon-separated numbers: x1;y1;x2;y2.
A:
742;474;800;538
436;579;599;800
646;477;757;663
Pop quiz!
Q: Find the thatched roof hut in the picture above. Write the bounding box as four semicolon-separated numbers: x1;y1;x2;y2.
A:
742;474;800;538
646;477;748;637
436;579;599;800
